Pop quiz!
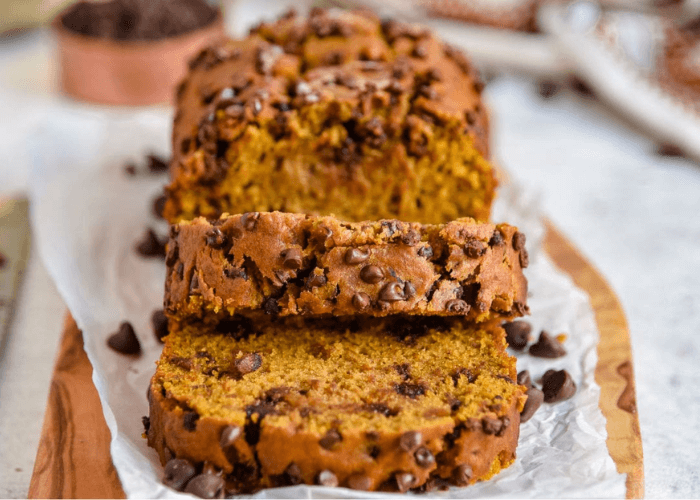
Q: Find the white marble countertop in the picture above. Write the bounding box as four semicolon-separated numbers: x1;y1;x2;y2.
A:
0;19;699;499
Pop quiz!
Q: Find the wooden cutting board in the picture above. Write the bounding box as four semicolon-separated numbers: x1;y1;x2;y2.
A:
27;223;644;499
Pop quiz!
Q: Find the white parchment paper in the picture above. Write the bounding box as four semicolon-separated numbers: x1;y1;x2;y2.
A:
29;110;626;498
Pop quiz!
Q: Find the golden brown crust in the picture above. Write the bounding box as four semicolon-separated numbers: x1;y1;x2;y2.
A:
164;9;495;224
163;212;529;323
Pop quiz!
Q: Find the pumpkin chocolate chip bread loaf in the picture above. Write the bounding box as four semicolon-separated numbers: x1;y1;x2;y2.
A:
164;212;529;324
164;8;495;224
147;316;527;494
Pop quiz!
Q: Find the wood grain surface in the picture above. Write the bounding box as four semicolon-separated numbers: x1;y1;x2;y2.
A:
28;224;644;499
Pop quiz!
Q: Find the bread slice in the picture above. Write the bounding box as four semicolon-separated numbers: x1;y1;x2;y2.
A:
147;316;526;494
164;212;529;325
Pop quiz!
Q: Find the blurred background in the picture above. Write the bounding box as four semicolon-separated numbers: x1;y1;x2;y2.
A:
1;0;700;498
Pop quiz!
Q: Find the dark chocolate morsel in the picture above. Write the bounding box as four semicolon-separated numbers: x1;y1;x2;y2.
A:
107;322;141;355
542;369;576;403
281;248;303;269
164;458;196;491
452;463;473;486
360;265;384;284
319;429;342;449
352;292;371;310
135;228;166;258
183;411;199;431
520;386;544;422
414;446;435;468
347;473;372;491
512;231;526;251
183;473;225;498
503;321;531;350
482;416;502;435
151;309;168;343
399;431;422;452
344;248;370;264
241;212;260;230
445;299;469;314
517;370;532;388
205;227;227;248
464;238;487;258
235;353;262;375
395;471;416;493
489;229;504;246
378;281;404;302
529;331;566;358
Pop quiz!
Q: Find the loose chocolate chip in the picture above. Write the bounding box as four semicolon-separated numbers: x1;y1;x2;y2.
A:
360;265;384;284
235;353;262;375
241;212;260;230
352;292;371;310
124;163;137;176
344;248;370;264
482;417;503;435
399;431;422;452
517;370;532;388
489;229;504;246
107;322;140;355
151;309;168;343
220;425;242;448
445;299;469;314
152;194;167;219
135;228;166;258
184;473;225;498
464;238;487;258
317;469;339;487
306;273;327;289
183;411;199;431
142;415;150;433
319;429;342;449
379;282;404;302
529;331;566;358
504;321;531;350
411;448;433;470
520;386;544;423
512;231;526;252
164;458;196;491
347;473;372;491
395;382;426;399
542;369;576;403
452;463;473;486
280;248;302;269
417;245;433;259
147;154;168;173
205;227;227;248
395;472;415;493
657;143;685;157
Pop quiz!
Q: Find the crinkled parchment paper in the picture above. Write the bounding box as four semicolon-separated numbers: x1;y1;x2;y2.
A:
29;109;625;498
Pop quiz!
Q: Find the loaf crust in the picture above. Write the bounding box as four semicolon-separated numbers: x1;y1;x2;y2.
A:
147;317;526;494
164;9;495;224
163;212;529;324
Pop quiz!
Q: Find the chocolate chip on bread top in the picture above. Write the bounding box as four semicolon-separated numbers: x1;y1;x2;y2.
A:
164;8;494;225
163;212;528;324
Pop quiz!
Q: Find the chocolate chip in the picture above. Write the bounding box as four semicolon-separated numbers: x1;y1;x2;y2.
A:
352;292;371;310
496;417;510;436
520;386;544;422
235;353;262;375
175;262;184;280
403;281;416;299
317;469;338;487
464;238;487;258
482;416;502;435
512;231;526;251
219;425;242;448
452;367;476;386
542;369;576;403
183;411;199;431
539;80;560;99
151;309;168;343
399;431;422;452
281;248;302;269
107;322;140;355
417;245;433;259
452;463;473;486
519;247;529;268
135;228;166;258
306;273;327;289
152;194;166;220
241;212;260;230
319;429;342;450
359;265;384;284
263;297;280;315
414;446;435;468
503;321;531;350
164;458;196;491
657;143;685;157
344;248;370;264
283;462;302;485
142;415;150;433
165;240;179;267
517;370;532;388
395;472;415;493
347;473;372;491
224;266;247;280
445;299;469;314
529;331;566;358
205;227;227;248
378;282;404;302
184;473;225;498
395;382;426;398
489;229;504;246
124;163;137;176
189;273;201;295
147;154;168;173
